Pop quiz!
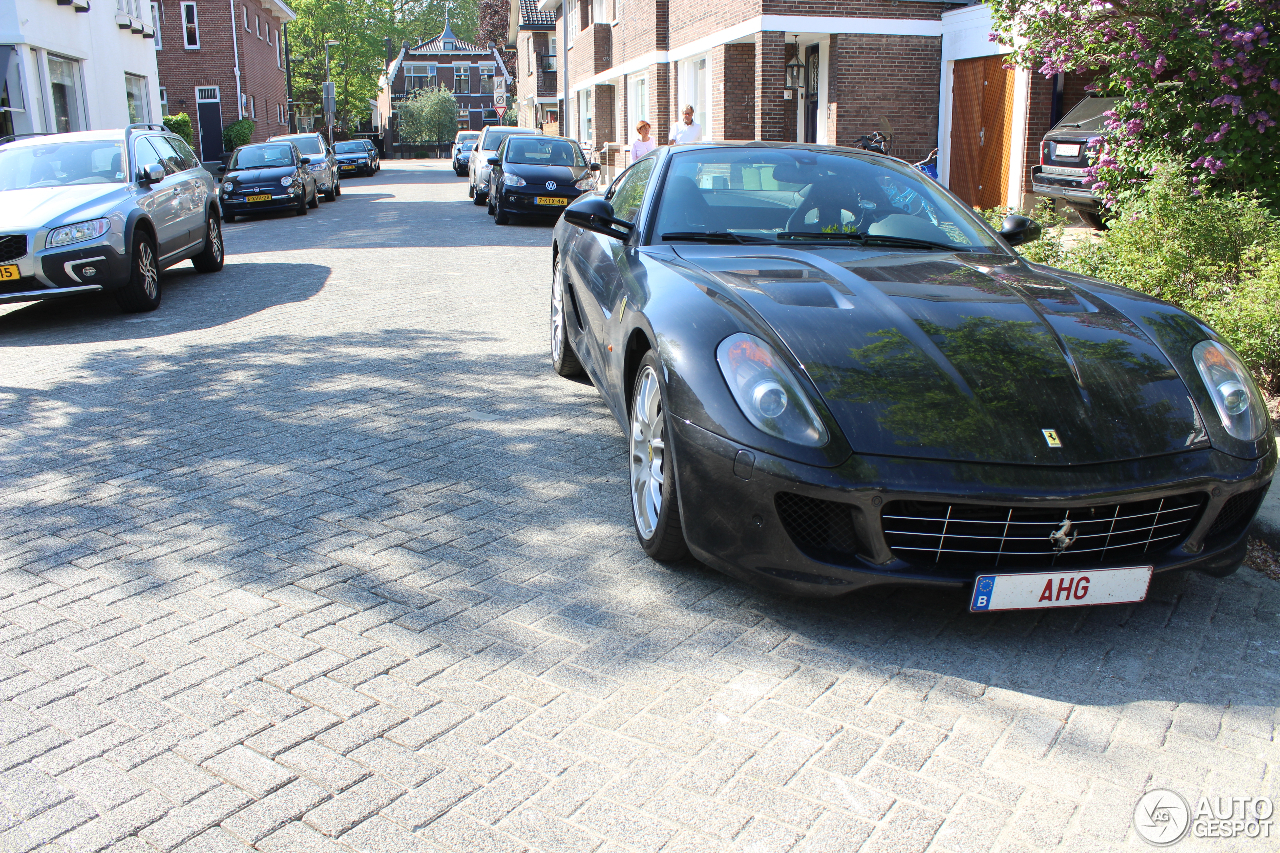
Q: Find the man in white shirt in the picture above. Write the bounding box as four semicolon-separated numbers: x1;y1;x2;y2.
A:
669;105;702;144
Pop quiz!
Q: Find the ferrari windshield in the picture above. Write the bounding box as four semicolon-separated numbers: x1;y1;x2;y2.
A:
229;144;296;169
651;148;1003;252
0;140;127;189
505;137;583;167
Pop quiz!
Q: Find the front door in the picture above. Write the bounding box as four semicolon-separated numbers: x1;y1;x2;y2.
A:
804;45;819;144
196;87;223;162
949;55;1015;209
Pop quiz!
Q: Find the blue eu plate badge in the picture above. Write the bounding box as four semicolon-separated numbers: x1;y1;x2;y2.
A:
971;576;996;611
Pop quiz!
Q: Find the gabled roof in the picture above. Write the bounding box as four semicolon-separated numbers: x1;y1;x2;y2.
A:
411;22;484;54
519;0;556;29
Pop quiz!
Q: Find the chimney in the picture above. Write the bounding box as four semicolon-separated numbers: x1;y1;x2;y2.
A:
385;37;395;63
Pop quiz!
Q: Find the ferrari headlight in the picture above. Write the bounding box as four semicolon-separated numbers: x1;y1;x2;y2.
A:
717;333;828;447
503;173;527;187
45;218;111;249
575;177;597;191
280;176;293;187
1192;340;1267;441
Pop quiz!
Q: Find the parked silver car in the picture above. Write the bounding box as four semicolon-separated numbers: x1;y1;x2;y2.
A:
268;132;342;201
0;124;225;312
468;125;541;204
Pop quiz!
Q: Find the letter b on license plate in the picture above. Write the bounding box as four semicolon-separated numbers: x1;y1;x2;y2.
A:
970;566;1152;612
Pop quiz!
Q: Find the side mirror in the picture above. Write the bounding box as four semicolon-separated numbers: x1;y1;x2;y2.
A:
999;214;1042;247
141;163;166;184
470;144;478;151
487;156;501;166
563;196;633;241
300;156;312;165
216;164;227;173
589;162;601;172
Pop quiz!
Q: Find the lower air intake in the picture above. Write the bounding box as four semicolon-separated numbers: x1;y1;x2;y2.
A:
775;493;861;566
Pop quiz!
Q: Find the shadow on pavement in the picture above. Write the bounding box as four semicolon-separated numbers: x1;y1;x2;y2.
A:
0;262;330;345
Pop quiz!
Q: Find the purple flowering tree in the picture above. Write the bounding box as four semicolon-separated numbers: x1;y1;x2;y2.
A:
988;0;1280;207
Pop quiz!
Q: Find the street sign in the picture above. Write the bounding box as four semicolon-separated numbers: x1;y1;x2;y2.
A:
322;81;336;116
493;92;507;108
495;107;507;119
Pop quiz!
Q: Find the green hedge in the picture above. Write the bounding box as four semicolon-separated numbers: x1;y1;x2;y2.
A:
162;113;193;147
222;119;255;154
989;165;1280;393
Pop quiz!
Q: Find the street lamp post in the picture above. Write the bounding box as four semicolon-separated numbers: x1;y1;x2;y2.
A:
324;39;340;144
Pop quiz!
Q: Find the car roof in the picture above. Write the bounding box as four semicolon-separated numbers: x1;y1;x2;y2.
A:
268;133;322;141
0;129;128;149
660;139;905;164
481;126;539;135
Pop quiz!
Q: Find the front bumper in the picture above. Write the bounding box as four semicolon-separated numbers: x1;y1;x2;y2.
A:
336;160;370;175
222;192;301;214
0;241;129;303
501;188;585;214
670;416;1275;598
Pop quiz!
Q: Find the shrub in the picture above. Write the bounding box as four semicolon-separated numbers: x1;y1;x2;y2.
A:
397;87;459;146
162;113;193;147
222;119;255;154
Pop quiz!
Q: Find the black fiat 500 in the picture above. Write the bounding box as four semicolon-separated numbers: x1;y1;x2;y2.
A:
218;142;318;221
486;136;599;225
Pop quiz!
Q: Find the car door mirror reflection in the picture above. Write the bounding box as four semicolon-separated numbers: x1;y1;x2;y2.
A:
564;197;633;241
300;156;312;165
141;163;166;184
589;162;601;172
487;156;501;166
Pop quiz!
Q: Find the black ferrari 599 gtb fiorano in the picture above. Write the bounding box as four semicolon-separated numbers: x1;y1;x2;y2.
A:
549;141;1275;612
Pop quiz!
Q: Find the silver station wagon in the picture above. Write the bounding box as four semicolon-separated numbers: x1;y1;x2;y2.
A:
0;123;225;312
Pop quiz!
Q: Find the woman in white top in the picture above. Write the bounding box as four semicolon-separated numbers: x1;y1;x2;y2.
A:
631;121;657;160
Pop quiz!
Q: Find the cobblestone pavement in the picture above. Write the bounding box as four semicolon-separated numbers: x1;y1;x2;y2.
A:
0;161;1277;853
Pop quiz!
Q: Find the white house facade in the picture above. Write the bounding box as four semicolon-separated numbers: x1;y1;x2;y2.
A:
1;0;162;139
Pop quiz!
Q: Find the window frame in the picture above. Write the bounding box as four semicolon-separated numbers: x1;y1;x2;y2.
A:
124;72;151;123
453;63;471;95
151;1;163;50
181;1;200;49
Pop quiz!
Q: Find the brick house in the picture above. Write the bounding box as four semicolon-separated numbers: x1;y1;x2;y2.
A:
375;22;511;150
512;0;1095;211
152;0;294;162
515;0;559;131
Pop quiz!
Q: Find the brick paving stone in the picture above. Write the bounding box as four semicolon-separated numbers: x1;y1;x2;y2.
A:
0;161;1277;853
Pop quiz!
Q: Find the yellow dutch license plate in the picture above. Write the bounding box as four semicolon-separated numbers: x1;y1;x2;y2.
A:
536;197;568;206
247;194;273;202
0;264;18;281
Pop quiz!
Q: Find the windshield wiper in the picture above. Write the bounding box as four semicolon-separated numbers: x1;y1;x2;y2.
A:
858;235;972;252
778;231;970;252
661;231;770;244
777;232;862;242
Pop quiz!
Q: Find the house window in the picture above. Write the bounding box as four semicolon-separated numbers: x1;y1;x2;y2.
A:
405;64;436;91
256;16;261;38
628;73;647;135
681;55;708;132
159;86;168;116
249;95;255;119
125;74;150;123
243;7;249;30
527;38;533;75
592;0;613;24
182;2;199;48
479;64;494;95
151;2;163;49
545;36;556;71
577;88;591;144
276;34;282;68
47;55;85;133
453;64;471;95
565;0;576;47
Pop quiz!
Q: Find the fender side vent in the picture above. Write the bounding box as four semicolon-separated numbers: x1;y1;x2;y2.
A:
1205;487;1268;545
776;492;861;566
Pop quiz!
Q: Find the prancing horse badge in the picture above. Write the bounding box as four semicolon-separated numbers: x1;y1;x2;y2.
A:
1042;429;1062;448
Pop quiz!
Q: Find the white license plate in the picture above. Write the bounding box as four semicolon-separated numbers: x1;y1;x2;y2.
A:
970;566;1152;612
1055;143;1081;158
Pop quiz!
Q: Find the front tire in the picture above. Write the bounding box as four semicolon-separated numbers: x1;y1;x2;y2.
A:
493;190;510;225
308;187;319;208
551;256;583;378
223;211;236;223
116;230;162;313
473;184;486;206
629;352;689;561
191;213;224;272
334;181;341;197
324;180;336;202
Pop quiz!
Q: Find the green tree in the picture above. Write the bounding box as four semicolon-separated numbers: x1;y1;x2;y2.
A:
397;86;459;145
288;0;480;130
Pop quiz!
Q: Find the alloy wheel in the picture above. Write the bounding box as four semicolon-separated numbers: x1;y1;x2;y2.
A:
551;260;565;363
629;366;666;540
138;242;158;299
208;218;222;263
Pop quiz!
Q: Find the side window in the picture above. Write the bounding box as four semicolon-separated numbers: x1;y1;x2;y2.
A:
608;157;655;223
149;136;185;174
134;137;165;179
171;138;201;169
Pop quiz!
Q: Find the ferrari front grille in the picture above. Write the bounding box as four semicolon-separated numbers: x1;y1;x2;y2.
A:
0;235;27;264
776;493;860;566
883;494;1205;569
1205;487;1268;544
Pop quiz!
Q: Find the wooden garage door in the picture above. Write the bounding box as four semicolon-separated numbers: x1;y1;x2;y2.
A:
949;55;1015;210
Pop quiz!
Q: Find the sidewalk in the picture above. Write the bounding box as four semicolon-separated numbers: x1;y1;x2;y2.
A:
1253;437;1280;547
